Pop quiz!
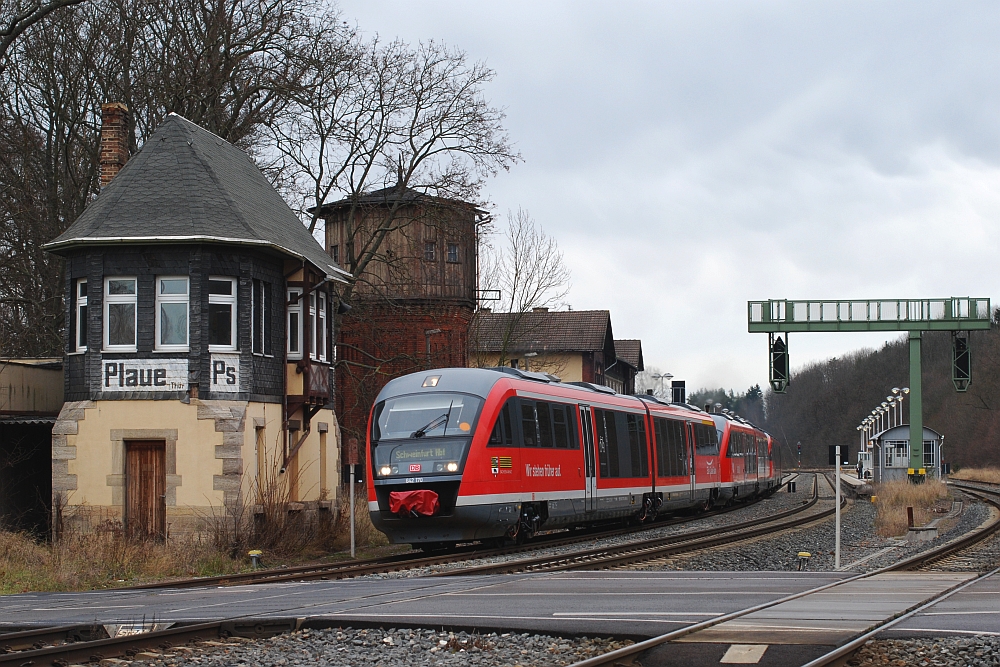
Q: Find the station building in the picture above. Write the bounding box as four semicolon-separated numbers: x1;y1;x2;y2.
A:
470;309;644;394
43;106;349;538
0;359;63;534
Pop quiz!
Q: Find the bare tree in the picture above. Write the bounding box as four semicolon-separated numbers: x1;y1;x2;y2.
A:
0;0;340;356
635;366;668;397
0;0;85;65
470;208;571;367
271;38;520;301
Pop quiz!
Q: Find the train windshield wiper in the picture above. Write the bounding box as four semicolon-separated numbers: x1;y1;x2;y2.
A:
411;401;454;438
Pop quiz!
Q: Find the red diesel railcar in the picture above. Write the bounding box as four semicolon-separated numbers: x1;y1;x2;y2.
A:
366;366;779;548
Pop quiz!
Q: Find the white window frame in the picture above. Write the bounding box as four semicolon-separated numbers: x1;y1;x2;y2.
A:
103;277;137;352
252;279;272;356
310;292;328;362
208;276;237;352
75;278;88;352
155;276;190;352
287;288;303;360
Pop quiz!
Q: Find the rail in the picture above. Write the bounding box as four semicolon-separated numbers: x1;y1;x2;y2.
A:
565;477;1000;667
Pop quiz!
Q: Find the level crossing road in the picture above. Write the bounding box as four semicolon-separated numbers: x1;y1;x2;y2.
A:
885;568;1000;638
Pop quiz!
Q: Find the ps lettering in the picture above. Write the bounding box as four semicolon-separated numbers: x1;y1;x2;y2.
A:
213;360;237;386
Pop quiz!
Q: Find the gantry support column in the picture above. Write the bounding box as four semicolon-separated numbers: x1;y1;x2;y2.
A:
908;331;923;479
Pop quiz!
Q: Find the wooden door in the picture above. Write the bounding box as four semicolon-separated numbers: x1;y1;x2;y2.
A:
125;440;166;540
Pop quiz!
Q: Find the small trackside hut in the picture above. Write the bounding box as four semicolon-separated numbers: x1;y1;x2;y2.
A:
44;107;350;539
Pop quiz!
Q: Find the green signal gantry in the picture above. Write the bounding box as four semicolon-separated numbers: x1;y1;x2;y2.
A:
748;297;991;481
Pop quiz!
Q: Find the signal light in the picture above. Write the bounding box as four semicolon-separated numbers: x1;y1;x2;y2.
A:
953;332;971;392
769;333;789;393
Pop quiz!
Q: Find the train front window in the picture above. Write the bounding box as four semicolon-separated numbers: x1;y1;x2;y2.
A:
372;393;483;441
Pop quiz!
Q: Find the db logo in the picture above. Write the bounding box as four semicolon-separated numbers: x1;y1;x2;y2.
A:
409;464;421;472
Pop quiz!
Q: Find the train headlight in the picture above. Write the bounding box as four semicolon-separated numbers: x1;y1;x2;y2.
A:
446;462;459;473
379;465;392;476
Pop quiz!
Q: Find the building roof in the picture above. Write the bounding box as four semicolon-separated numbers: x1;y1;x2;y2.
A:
614;339;644;371
310;184;485;217
45;114;348;281
472;310;616;357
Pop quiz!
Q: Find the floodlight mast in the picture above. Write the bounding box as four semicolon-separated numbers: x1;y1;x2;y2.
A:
748;297;991;482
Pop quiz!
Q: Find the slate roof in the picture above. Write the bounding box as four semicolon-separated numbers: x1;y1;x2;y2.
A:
472;310;616;357
45;114;348;281
614;339;644;371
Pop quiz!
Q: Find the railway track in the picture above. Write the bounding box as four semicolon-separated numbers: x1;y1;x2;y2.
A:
894;481;1000;572
111;481;790;591
0;479;802;665
432;473;831;576
565;476;1000;667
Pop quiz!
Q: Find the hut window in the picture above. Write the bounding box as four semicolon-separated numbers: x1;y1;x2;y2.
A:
252;279;272;356
424;241;436;261
310;292;327;362
331;244;339;264
104;277;137;351
447;243;459;263
208;277;237;351
155;277;189;351
75;279;88;351
287;288;302;359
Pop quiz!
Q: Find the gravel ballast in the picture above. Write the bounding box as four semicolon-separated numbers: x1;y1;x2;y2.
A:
119;628;632;667
634;474;996;573
848;636;1000;666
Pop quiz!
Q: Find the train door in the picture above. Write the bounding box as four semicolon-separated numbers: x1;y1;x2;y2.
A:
687;422;696;501
579;405;597;512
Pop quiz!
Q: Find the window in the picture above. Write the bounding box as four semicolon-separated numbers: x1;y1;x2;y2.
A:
252;279;272;355
654;418;688;478
447;243;459;263
74;279;87;351
287;288;302;359
208;277;237;351
155;277;189;351
310;292;328;362
515;399;577;449
626;414;649;477
694;423;719;456
510;359;519;369
594;409;620;478
104;277;137;351
488;400;515;447
331;244;339;264
424;241;436;261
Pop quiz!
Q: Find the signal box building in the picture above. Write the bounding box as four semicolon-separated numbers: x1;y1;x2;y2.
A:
871;425;944;482
314;187;484;444
44;108;349;538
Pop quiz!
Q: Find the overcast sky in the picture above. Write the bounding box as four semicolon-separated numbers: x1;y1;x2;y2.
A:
338;0;1000;393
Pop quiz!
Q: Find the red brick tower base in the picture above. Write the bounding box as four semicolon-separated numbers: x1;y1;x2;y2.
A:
336;301;473;452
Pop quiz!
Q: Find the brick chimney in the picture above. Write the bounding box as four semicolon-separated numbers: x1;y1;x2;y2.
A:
100;102;130;188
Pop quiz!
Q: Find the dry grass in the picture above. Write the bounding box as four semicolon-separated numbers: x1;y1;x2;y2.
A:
330;484;389;553
873;479;950;537
951;467;1000;484
1;479;392;594
0;523;241;594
